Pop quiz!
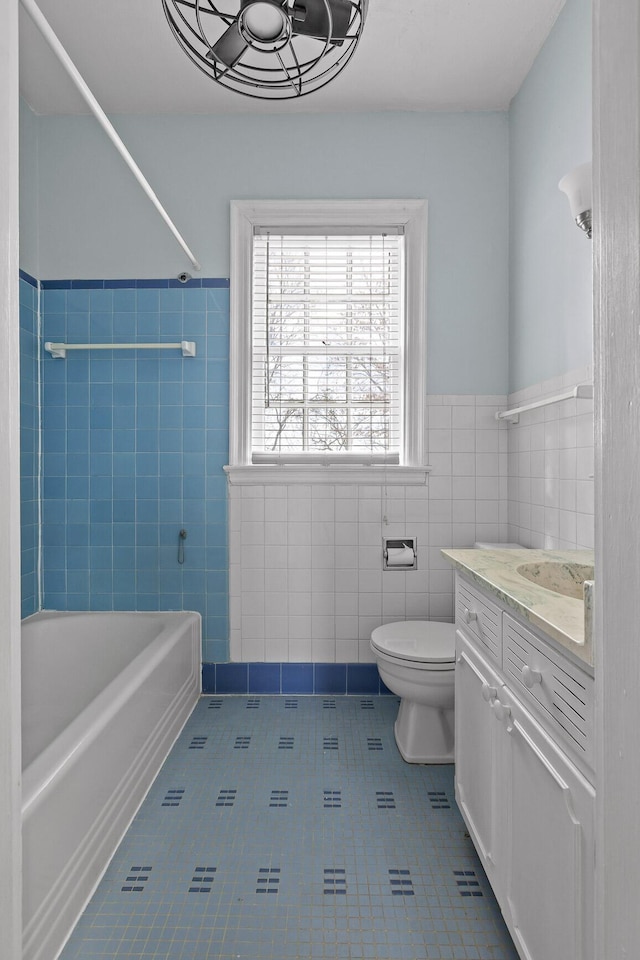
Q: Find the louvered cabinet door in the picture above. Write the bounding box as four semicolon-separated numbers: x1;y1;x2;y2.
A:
502;613;595;781
497;690;595;960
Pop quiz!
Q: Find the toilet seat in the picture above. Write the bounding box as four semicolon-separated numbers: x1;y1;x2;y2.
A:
371;621;456;667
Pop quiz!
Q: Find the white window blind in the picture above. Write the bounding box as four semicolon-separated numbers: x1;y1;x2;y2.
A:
251;229;404;464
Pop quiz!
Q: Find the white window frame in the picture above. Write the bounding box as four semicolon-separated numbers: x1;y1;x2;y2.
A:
225;199;428;485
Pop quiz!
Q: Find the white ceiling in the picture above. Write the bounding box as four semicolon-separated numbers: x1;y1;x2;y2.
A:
19;0;566;116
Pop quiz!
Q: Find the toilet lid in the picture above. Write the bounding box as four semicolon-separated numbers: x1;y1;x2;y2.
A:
371;621;456;664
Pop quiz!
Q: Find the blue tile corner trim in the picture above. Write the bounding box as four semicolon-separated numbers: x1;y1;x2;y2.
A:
214;662;249;694
40;277;230;289
201;663;217;693
19;268;39;288
202;662;390;695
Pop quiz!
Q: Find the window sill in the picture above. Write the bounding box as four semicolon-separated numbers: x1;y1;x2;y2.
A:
223;464;431;486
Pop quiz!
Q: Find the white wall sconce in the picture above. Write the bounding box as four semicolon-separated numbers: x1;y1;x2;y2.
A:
558;161;592;239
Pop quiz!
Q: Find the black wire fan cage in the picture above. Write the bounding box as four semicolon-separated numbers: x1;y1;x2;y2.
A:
161;0;368;100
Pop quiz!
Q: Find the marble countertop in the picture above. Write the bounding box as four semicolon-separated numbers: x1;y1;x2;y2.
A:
441;548;595;668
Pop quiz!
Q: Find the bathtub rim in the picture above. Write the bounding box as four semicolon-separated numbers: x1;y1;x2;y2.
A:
21;608;201;960
22;609;201;818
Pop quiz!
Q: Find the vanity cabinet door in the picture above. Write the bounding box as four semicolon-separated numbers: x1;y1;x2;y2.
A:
498;692;595;960
454;630;505;897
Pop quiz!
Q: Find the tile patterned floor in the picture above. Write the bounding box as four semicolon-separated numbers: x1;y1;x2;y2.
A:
59;696;519;960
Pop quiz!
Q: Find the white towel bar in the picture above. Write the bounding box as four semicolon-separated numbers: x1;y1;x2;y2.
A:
495;383;593;423
45;341;196;358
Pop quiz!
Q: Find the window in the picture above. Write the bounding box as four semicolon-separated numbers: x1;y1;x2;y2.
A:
252;229;402;462
227;200;427;484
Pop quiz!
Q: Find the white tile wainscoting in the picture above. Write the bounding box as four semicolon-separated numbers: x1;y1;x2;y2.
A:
229;380;594;663
228;395;510;663
506;366;594;551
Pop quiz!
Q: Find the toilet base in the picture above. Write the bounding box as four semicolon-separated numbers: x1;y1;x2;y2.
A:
393;698;454;764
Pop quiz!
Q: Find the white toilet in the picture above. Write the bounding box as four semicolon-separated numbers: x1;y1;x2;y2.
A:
371;542;522;764
370;620;456;764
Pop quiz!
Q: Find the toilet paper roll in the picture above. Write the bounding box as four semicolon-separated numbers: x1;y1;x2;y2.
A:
386;545;415;567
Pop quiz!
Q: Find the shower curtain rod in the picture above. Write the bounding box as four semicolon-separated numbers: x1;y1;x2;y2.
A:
20;0;202;273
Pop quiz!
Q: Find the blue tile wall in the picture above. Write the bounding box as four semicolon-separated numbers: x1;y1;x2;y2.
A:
40;279;230;660
20;272;40;618
26;276;388;684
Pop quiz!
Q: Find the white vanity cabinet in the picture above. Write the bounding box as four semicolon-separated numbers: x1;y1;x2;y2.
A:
454;621;506;899
454;580;508;900
454;575;595;960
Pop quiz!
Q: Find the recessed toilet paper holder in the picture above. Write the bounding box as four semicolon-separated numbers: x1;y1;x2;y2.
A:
383;537;417;571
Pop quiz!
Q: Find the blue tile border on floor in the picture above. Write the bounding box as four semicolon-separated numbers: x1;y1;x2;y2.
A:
346;662;382;694
281;662;314;693
214;662;248;693
202;662;392;695
314;663;347;694
248;662;281;694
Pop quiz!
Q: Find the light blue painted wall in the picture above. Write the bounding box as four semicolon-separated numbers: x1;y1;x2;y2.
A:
508;0;592;393
19;99;39;278
34;109;510;395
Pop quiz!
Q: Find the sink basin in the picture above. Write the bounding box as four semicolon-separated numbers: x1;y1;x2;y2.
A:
515;561;594;600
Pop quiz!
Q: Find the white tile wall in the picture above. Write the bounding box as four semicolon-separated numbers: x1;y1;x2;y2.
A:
506;366;594;550
229;394;509;662
229;378;592;662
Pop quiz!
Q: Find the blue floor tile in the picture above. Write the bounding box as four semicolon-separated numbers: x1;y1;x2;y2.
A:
59;696;519;960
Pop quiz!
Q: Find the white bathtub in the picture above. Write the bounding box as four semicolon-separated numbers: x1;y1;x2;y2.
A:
21;610;201;960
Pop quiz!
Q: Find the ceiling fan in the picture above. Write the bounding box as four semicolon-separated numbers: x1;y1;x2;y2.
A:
161;0;368;100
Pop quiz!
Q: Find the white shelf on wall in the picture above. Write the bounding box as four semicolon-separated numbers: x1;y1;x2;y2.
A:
44;340;197;358
496;383;593;423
